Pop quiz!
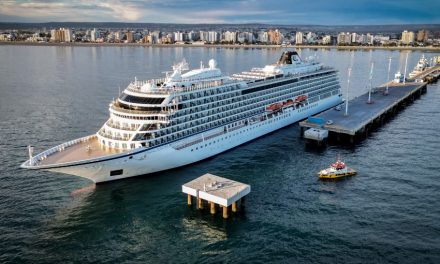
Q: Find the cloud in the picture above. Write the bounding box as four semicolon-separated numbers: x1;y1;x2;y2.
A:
0;0;439;24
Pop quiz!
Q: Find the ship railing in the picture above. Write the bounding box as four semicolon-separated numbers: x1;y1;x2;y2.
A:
110;104;175;116
28;135;97;166
171;128;226;150
98;131;130;141
127;78;240;94
167;79;231;93
105;121;138;131
227;123;247;132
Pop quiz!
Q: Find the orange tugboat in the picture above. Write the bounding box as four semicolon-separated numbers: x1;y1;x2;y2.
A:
318;159;357;179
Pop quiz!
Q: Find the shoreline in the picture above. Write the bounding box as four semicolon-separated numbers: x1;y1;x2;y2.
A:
1;41;440;51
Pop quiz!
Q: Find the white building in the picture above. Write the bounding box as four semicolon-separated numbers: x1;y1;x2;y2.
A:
207;31;219;43
223;31;237;43
199;31;209;42
337;32;344;44
306;32;316;44
91;28;100;42
174;31;184;42
188;31;198;41
322;35;331;45
295;31;303;44
257;31;269;43
351;32;358;43
243;32;254;43
114;31;123;42
366;33;374;45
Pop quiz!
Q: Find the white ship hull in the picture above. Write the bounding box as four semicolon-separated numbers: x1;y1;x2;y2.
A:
46;95;341;183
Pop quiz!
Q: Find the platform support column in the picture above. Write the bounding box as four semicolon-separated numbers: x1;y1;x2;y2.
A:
187;194;192;206
210;202;216;215
232;202;237;213
241;197;246;208
222;206;229;219
198;198;204;209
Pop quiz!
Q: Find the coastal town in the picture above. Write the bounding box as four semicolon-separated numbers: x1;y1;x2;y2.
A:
1;26;439;48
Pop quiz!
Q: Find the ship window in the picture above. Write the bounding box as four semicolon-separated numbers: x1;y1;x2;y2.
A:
119;94;165;105
110;169;123;176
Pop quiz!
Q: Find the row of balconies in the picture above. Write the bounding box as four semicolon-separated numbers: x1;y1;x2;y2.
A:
172;74;337;119
98;130;132;141
105;120;139;131
170;80;339;127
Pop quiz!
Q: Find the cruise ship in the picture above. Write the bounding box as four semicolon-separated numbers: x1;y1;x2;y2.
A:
21;51;343;183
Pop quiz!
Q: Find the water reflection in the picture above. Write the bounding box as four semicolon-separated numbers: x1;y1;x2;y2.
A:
181;217;228;244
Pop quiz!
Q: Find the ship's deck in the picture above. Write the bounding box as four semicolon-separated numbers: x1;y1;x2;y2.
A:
39;137;125;166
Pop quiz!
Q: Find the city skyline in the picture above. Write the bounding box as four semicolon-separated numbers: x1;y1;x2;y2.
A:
1;0;440;25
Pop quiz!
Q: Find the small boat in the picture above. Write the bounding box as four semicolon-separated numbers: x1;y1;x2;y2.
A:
318;159;357;179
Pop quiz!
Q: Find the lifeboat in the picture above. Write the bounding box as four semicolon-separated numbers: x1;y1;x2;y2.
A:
295;95;308;103
266;97;303;112
318;159;357;179
265;102;284;112
283;99;295;107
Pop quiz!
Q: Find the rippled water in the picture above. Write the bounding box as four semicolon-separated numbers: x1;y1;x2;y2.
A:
0;46;439;263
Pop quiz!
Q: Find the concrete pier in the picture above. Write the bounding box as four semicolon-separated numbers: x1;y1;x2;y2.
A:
182;173;250;219
300;82;427;144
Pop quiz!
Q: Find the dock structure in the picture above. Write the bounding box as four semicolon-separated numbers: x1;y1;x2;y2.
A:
300;82;427;144
182;173;250;219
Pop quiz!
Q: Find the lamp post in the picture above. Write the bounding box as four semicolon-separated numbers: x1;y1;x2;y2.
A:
403;53;409;84
385;57;392;95
367;62;374;104
345;67;352;116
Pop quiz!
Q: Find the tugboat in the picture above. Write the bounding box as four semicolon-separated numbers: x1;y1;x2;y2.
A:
318;159;357;179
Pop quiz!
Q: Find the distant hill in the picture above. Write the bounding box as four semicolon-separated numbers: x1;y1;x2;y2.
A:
0;22;439;34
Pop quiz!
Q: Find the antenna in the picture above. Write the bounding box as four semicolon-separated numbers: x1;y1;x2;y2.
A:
403;53;409;84
385;57;392;95
367;62;374;104
345;67;352;116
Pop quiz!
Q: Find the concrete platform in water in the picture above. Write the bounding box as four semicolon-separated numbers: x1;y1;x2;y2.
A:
300;82;427;144
182;173;250;219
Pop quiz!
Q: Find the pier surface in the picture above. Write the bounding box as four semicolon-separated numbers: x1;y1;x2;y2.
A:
182;173;250;218
300;82;426;137
182;173;250;207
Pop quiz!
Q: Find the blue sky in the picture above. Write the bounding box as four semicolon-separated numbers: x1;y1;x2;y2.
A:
0;0;439;24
